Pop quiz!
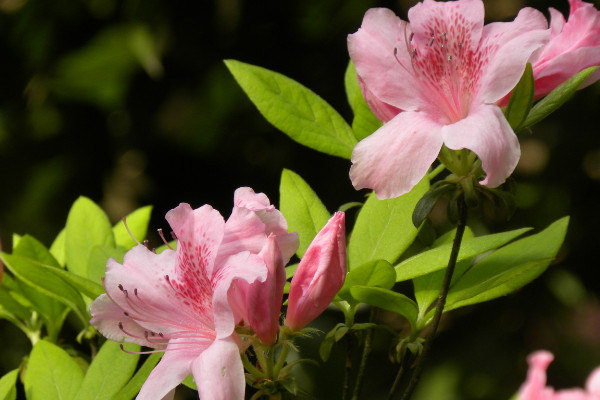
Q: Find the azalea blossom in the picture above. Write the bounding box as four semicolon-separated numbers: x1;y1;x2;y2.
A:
519;350;600;400
348;0;550;199
531;0;600;98
285;212;347;331
90;188;297;400
226;187;299;345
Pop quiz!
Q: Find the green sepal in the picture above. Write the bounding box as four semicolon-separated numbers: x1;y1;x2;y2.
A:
505;63;534;131
225;59;357;159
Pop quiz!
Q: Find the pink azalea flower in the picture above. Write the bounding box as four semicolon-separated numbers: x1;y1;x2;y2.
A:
518;350;600;400
348;0;550;199
531;0;600;98
90;187;296;400
285;212;347;332
226;188;299;345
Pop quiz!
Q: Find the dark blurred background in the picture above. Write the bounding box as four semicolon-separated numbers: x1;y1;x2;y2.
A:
1;0;599;399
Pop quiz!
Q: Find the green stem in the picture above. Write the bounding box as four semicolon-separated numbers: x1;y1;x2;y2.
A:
387;350;415;400
428;164;446;180
242;351;266;379
272;344;290;379
397;197;468;400
342;335;355;400
351;307;377;400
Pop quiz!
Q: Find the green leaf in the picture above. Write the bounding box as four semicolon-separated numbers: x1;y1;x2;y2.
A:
395;227;531;282
65;197;115;278
505;63;534;131
444;217;569;311
77;341;140;400
0;253;88;325
225;59;357;159
38;265;104;301
117;353;162;400
522;66;599;129
0;369;18;400
319;323;348;361
279;169;331;257
345;61;382;141
337;260;396;306
0;277;32;322
349;178;429;269
14;235;61;269
181;375;198;391
350;286;418;332
285;263;299;280
49;228;66;266
87;245;126;285
25;340;85;400
113;205;153;249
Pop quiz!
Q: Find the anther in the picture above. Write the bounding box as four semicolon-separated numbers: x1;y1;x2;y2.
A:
118;284;124;291
123;311;129;317
134;288;139;297
119;322;125;331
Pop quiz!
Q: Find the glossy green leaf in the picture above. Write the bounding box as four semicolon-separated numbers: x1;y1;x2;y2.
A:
345;61;382;141
87;245;126;285
350;286;418;332
77;341;140;400
35;265;104;301
505;63;534;131
337;260;396;306
113;205;153;249
444;217;569;311
349;178;429;269
0;253;88;325
395;227;531;282
225;59;357;159
25;340;85;400
65;197;115;278
0;369;18;400
0;276;32;323
522;66;598;129
118;353;162;400
49;228;66;266
14;235;61;269
279;169;331;257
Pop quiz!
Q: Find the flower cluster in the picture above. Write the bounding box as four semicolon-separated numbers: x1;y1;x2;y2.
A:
348;0;600;199
90;188;346;400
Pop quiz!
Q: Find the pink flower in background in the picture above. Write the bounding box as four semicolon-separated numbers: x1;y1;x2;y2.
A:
90;188;295;400
519;351;600;400
531;0;600;98
348;0;549;199
226;188;298;345
285;212;347;331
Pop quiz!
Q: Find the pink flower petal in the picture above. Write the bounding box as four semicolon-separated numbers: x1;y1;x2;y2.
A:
518;350;554;400
585;367;600;396
350;111;443;199
348;8;424;112
442;104;520;188
194;337;245;400
137;340;207;400
478;7;549;103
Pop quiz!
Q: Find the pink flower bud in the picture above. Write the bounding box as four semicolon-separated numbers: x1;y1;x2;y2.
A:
285;212;347;331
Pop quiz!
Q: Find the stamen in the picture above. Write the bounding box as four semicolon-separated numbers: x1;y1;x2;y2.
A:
122;218;141;245
157;228;174;250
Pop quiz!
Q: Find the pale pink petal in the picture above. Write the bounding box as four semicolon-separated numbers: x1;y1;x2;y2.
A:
585;367;600;396
553;389;589;400
548;8;566;37
233;187;273;211
89;294;158;348
285;212;346;331
408;0;484;51
348;8;424;111
212;251;267;338
194;337;245;400
442;104;520;188
218;206;268;264
350;111;443;199
137;340;207;400
518;351;554;400
357;76;402;123
478;7;549;103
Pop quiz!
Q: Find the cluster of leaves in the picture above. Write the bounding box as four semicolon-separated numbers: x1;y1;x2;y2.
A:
0;197;158;400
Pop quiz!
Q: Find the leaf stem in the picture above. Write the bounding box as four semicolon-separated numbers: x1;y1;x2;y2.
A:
397;196;468;400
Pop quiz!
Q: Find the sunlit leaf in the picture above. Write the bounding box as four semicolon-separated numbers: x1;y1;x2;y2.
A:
345;61;382;141
225;59;357;159
0;369;18;400
113;205;153;250
505;63;534;131
279;169;330;257
117;353;162;400
337;260;396;306
25;340;84;400
349;178;429;269
350;286;418;332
